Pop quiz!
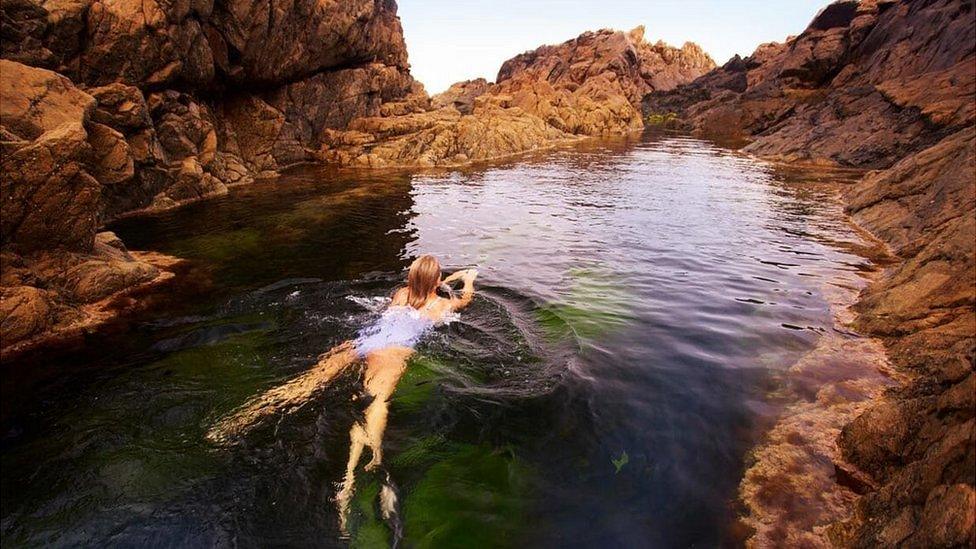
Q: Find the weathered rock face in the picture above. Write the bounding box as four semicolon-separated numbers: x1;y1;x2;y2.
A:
0;0;415;352
320;26;715;167
0;60;164;353
431;78;490;115
837;126;975;548
495;26;714;132
0;0;414;214
1;0;408;88
645;0;974;167
647;1;975;546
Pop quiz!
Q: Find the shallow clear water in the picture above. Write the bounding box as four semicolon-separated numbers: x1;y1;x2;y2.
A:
1;133;878;547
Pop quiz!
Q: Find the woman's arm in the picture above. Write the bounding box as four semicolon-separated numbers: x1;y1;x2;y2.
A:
449;269;478;311
442;270;465;284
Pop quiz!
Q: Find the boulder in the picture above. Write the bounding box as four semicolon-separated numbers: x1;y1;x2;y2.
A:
1;123;100;253
88;122;135;185
0;285;58;343
0;59;94;140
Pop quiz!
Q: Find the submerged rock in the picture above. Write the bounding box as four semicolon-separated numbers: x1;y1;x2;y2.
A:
646;0;975;545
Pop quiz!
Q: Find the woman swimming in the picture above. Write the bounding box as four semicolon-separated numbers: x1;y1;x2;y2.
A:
206;255;477;531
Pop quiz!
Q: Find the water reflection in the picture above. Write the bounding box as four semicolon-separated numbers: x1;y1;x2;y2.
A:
1;132;887;547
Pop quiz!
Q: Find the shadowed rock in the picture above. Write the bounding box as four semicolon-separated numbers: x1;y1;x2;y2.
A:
645;0;975;545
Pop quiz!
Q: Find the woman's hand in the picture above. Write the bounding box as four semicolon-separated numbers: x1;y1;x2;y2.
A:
448;269;478;311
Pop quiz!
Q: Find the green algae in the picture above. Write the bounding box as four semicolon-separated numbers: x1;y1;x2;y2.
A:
399;443;529;548
4;327;281;513
390;355;448;415
612;450;629;474
167;227;264;264
645;111;679;127
348;478;389;549
535;266;634;343
390;434;452;471
149;321;279;420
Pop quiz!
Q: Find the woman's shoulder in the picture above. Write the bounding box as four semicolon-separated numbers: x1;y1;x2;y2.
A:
391;287;408;305
429;296;457;318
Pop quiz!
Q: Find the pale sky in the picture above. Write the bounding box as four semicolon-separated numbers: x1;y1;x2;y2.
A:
399;0;829;93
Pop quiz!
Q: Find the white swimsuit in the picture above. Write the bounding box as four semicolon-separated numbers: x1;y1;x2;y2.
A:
353;300;447;356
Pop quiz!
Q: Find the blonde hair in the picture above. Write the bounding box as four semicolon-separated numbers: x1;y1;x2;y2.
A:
405;255;441;309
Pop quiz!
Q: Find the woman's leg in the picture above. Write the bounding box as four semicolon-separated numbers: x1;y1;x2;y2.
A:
361;347;412;468
336;421;369;534
334;347;412;531
207;341;359;443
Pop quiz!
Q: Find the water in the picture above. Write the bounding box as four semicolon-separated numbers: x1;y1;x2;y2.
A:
1;133;885;547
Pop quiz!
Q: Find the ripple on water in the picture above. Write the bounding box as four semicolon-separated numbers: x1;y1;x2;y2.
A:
1;133;891;547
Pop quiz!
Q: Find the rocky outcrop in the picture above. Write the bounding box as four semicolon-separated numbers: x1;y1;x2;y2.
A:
0;0;416;351
431;78;490;115
0;60;172;354
644;0;973;167
1;0;715;349
836;126;975;548
319;26;715;167
0;0;415;213
647;1;975;545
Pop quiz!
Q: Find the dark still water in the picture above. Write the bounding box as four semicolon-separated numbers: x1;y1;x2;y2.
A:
1;133;879;547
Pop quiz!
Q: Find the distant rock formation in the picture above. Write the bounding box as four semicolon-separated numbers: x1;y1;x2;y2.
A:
0;1;715;351
319;26;715;167
647;0;974;545
431;78;491;115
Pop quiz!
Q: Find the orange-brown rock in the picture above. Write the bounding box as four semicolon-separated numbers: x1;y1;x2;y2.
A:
322;98;579;168
431;78;490;114
647;1;975;545
0;233;175;358
495;26;713;133
645;0;974;167
0;0;416;214
1;0;417;351
321;27;715;167
1;60;99;253
836;127;975;547
0;60;171;351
